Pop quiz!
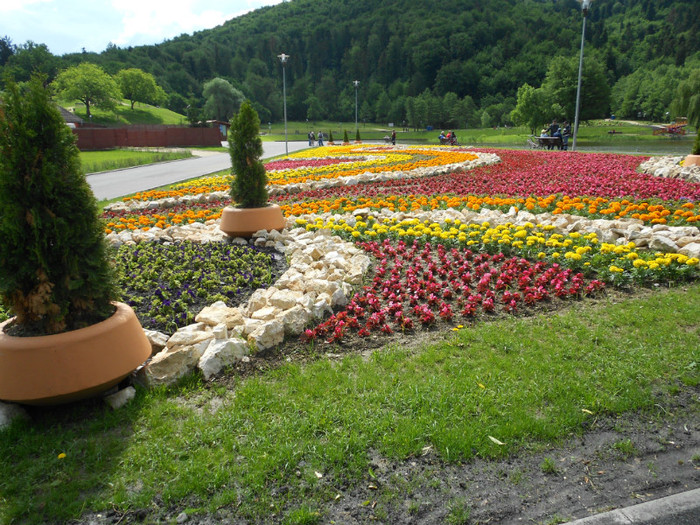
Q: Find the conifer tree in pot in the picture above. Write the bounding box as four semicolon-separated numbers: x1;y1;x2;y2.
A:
354;129;362;143
0;76;151;405
327;130;334;145
343;129;350;145
219;100;286;237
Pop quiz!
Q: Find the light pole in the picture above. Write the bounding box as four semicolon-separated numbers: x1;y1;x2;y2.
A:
277;53;289;156
571;0;591;152
353;80;360;134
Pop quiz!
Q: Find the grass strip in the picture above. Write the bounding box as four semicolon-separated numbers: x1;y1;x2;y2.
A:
81;149;192;174
1;284;698;523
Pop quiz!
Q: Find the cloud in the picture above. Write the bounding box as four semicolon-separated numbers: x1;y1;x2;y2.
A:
3;0;283;55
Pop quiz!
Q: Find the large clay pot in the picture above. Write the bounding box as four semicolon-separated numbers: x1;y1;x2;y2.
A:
684;154;700;167
219;204;287;238
0;302;151;406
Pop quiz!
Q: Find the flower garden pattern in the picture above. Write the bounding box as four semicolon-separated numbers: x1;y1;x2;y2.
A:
99;145;700;343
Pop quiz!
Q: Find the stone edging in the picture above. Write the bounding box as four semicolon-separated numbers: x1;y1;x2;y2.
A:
112;204;699;388
639;155;700;183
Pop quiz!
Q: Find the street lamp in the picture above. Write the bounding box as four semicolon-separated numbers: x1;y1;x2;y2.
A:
571;0;592;152
277;53;289;156
353;80;360;134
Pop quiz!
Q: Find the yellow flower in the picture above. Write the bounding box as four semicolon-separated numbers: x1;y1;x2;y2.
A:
609;265;624;273
686;257;699;266
57;453;66;459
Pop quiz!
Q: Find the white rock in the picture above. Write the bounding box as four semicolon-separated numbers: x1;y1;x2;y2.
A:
248;320;284;351
649;235;679;253
195;303;244;329
268;289;303;309
281;305;311;335
0;401;28;429
144;340;210;386
143;329;170;355
679;242;700;259
165;328;214;350
103;386;136;410
198;338;249;380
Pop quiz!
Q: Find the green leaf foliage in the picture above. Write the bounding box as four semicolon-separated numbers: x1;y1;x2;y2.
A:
53;62;121;119
0;76;118;334
229;100;269;208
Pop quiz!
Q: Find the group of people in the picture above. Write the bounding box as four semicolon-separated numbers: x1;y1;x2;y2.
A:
307;131;324;146
438;130;458;145
540;119;571;150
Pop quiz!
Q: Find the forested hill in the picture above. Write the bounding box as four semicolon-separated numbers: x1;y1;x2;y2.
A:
3;0;699;127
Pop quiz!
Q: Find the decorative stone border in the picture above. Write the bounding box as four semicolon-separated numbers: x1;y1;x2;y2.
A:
109;201;699;387
638;156;700;183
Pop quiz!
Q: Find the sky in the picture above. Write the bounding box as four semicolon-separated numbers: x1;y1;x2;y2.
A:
1;0;285;56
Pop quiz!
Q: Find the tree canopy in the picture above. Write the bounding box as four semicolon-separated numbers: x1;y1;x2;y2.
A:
2;0;698;127
53;63;121;118
202;77;245;122
116;68;167;110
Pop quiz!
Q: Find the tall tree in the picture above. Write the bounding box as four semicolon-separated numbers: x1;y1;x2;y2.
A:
202;77;245;121
510;83;552;134
541;55;611;122
116;68;167;110
671;69;700;130
53;63;121;119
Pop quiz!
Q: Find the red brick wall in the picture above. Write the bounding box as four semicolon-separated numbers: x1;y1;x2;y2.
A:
73;125;222;150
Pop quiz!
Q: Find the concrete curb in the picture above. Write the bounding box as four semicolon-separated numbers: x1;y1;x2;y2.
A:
564;488;700;524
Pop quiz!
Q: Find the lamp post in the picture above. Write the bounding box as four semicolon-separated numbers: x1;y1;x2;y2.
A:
277;53;289;156
571;0;591;152
353;80;360;134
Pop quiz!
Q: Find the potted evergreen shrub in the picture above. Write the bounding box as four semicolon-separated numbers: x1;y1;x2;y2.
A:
342;130;350;145
219;100;286;237
0;76;151;405
354;129;362;144
327;130;335;145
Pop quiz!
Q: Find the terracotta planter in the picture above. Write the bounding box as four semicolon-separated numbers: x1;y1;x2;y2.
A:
0;302;151;406
219;204;286;238
684;154;700;167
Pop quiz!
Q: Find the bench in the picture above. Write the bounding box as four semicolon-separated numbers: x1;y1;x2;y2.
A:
534;136;563;150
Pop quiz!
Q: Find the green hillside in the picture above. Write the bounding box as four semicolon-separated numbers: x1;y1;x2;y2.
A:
60;99;187;126
2;0;699;128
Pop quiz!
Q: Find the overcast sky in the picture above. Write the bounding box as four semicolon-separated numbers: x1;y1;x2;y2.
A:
1;0;285;56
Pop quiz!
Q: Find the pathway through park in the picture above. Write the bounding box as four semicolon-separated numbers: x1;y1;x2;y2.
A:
87;141;310;200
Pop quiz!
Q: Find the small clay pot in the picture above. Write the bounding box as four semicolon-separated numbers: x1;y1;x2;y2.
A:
219;204;286;238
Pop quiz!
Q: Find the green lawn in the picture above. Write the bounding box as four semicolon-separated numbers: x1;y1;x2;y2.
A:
59;99;187;126
2;284;698;524
80;149;193;173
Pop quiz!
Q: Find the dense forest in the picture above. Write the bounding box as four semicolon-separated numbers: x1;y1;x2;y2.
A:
1;0;698;128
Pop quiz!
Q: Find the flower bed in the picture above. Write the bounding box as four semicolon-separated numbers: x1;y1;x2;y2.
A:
95;146;700;355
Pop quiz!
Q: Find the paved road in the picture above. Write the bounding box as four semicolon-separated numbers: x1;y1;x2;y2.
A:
87;141;310;200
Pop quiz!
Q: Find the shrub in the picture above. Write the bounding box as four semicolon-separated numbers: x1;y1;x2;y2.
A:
0;76;118;335
355;129;361;142
229;100;268;208
343;130;349;143
328;130;334;143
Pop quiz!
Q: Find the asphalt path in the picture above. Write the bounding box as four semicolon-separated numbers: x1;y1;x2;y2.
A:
86;141;311;200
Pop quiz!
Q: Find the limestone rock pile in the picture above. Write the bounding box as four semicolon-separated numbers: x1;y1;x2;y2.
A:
125;227;371;387
639;156;700;183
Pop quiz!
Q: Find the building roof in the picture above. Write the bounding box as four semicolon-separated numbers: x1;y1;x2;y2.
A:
58;106;84;125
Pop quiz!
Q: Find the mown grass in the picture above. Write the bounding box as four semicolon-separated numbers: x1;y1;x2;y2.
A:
1;284;698;524
60;99;187;126
81;149;193;173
